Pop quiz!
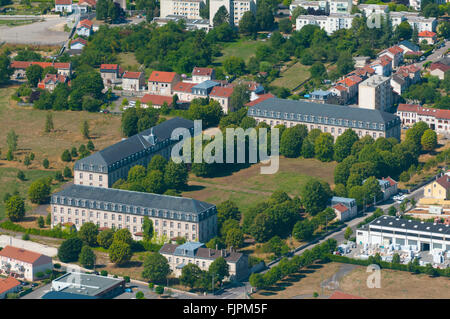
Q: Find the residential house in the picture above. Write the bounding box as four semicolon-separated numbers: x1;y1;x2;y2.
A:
397;104;450;135
51;185;218;242
378;46;404;68
148;71;181;96
398;40;420;54
424;175;450;200
330;196;358;220
76;19;94;37
329;84;349;104
332;203;353;221
10;61;72;79
380;177;398;200
79;0;96;10
347;65;376;80
429;62;450;80
37;73;69;91
245;93;275;107
0;246;52;282
191;67;215;83
140;94;173;109
390;64;421;95
55;0;73;12
336;75;362;101
307;90;334;104
122;71;145;91
159;242;249;281
370;55;393;76
209;85;234;113
418;30;437;45
0;277;21;299
247;97;401;140
100;64;122;87
70;38;87;50
353;56;370;68
172;82;197;102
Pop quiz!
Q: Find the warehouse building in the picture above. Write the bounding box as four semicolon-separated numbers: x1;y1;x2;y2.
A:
43;272;125;299
356;216;450;252
51;184;218;243
247;97;401;140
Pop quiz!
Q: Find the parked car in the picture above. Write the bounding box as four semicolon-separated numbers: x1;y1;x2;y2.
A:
125;288;133;293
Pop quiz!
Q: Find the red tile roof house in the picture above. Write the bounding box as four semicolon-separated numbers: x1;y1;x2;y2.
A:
37;73;70;91
209;85;234;113
329;84;349;104
418;31;437;45
79;0;97;8
0;246;53;281
429;62;450;80
100;64;122;87
370;55;393;76
397;104;450;134
148;71;181;96
76;19;94;37
70;38;87;50
0;277;21;299
245;93;275;107
122;71;145;91
336;75;362;100
192;67;215;83
377;45;404;68
55;0;73;13
332;203;353;221
140;94;173;109
10;61;72;79
172;81;197;103
391;64;421;95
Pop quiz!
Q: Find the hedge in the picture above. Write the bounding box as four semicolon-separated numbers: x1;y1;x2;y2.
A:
0;220;73;239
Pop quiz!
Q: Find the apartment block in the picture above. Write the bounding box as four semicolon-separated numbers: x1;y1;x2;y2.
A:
209;0;257;26
160;0;206;20
296;13;355;35
358;75;393;112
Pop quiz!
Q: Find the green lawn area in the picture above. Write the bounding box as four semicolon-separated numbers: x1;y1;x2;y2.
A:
215;38;261;64
183;157;336;213
0;167;63;220
270;62;311;90
118;52;141;72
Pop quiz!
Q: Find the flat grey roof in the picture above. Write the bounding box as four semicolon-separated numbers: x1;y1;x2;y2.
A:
53;272;124;297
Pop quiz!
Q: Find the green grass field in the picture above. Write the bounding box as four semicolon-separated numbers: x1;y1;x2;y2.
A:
215;38;261;64
270;62;311;90
118;52;141;72
183;157;336;213
0;167;63;219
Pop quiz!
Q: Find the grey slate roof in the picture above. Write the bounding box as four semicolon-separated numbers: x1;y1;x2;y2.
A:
52;184;216;218
193;80;219;90
247;97;400;129
74;117;194;172
360;215;450;236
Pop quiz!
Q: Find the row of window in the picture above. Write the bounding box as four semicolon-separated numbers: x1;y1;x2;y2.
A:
167;256;208;268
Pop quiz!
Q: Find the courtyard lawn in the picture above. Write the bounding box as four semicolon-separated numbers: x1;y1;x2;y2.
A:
215;38;261;64
270;62;311;91
183;157;336;212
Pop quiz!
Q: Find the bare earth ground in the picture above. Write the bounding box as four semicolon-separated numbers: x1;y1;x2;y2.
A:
0;17;69;45
252;262;450;299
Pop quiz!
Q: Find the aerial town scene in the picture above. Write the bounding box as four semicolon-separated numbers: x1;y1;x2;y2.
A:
0;0;449;303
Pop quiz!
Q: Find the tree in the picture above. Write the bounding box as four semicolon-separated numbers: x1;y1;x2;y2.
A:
280;125;308;158
79;222;99;246
392;253;401;264
6;130;18;152
230;84;250;110
63;166;72;178
336;51;354;76
109;240;132;265
256;0;275;31
26;64;43;87
28;178;51;204
180;263;203;288
206;237;226;250
43;158;49;169
148;155;167;173
61;149;72;162
309;62;327;79
17;170;25;181
97;229;115;249
300;179;332;215
344;227;353;240
406;121;429;146
292;219;314;241
81;120;90;139
314;132;334;162
213;5;229;27
142;253;171;283
45;112;54;133
249;273;266;289
87;140;95;151
142;216;154;241
421;129;437;151
334;129;359;162
164;161;188;190
58;237;83;262
223;56;246;76
278;18;292;34
239;11;257;35
37;216;45;228
250;212;273;242
5;196;25;222
396;21;413;40
216;200;241;228
142;170;166;194
46;213;51;225
0;53;12;85
113;228;133;245
208;257;229;284
225;228;244;248
79;246;96;269
127;165;147;184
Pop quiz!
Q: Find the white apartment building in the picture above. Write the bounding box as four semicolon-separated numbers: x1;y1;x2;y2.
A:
329;0;352;14
358;3;389;17
358;75;393;112
289;0;329;14
209;0;257;26
390;11;437;32
296;13;355;35
160;0;206;20
397;104;450;135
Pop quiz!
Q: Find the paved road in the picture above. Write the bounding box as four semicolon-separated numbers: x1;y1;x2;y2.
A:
0;235;58;256
417;40;450;67
21;283;52;299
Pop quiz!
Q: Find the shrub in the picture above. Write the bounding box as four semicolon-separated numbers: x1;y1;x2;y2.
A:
54;263;61;269
17;171;26;181
63;166;72;178
135;291;145;299
43;158;49;169
155;285;164;295
36;271;45;278
22;233;30;240
61;149;72;162
100;270;108;276
124;276;130;283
